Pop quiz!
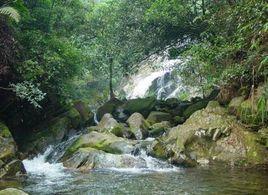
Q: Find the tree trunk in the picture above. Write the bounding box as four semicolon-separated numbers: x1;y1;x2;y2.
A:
109;57;115;100
201;0;206;15
47;0;56;32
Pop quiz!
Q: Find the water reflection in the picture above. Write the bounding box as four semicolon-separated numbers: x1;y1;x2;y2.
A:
1;165;266;195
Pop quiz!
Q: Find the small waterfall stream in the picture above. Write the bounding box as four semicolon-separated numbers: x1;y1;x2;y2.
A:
122;54;199;100
22;135;178;178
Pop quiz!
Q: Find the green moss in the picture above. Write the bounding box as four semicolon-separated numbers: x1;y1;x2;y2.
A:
66;108;81;128
0;122;12;138
147;111;172;125
122;97;157;117
150;142;167;160
110;124;125;137
242;130;267;164
183;100;208;119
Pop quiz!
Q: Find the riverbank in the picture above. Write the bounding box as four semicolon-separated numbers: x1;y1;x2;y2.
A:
1;83;268;194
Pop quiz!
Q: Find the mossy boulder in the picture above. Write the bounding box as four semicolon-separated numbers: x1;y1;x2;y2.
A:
97;113;119;132
126;113;149;140
151;101;268;167
0;188;28;195
63;131;136;159
66;108;83;129
146;111;172;125
1;160;26;178
96;98;124;121
148;140;169;160
121;97;157;118
63;147;146;170
0;122;26;179
183;100;209;119
73;101;94;126
149;121;171;137
20;104;90;154
173;116;185;125
91;114;133;138
0;122;12;138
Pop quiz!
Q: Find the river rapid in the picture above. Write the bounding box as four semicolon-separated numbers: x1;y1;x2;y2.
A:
0;143;268;195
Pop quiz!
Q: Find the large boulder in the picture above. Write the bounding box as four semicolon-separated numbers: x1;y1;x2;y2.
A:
63;131;136;159
97;113;119;132
183;100;209;119
146;111;172;125
19;105;90;154
90;114;134;138
0;122;26;178
121;97;157;118
96;98;124;121
63;147;146;170
0;188;28;195
73;101;94;126
149;121;171;137
150;101;268;167
126;113;149;140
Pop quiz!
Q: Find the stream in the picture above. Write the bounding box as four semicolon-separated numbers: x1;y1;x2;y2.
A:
1;56;268;194
1;135;268;194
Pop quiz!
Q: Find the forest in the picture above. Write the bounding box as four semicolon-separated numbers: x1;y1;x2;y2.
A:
0;0;268;194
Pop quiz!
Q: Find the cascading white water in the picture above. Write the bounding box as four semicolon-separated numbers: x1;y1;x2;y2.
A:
109;149;179;173
123;55;182;99
122;53;200;100
93;111;99;124
22;146;67;179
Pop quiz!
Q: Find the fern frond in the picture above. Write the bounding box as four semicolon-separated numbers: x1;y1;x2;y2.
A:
0;6;20;22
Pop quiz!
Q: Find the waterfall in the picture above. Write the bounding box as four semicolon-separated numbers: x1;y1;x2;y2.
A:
22;134;80;180
108;149;179;173
122;53;199;100
22;146;67;179
93;111;99;125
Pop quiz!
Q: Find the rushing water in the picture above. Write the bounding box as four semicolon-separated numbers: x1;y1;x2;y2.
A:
2;163;268;194
122;54;200;100
0;141;267;194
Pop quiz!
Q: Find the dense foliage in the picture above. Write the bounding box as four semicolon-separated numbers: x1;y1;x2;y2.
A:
0;0;267;130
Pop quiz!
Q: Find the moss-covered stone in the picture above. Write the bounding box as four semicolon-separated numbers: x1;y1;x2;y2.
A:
121;97;157;118
173;116;185;125
149;121;170;137
148;140;168;160
127;113;149;140
66;108;81;129
63;147;146;170
183;100;209;119
151;101;268;167
146;111;172;125
0;122;25;179
0;122;12;138
0;188;28;195
73;101;94;126
63;131;136;159
96;98;124;120
97;113;119;132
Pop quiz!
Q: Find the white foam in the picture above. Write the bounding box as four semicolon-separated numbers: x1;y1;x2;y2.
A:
23;146;67;179
107;150;180;174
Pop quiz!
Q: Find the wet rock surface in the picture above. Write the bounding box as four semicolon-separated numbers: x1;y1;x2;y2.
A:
0;122;26;179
